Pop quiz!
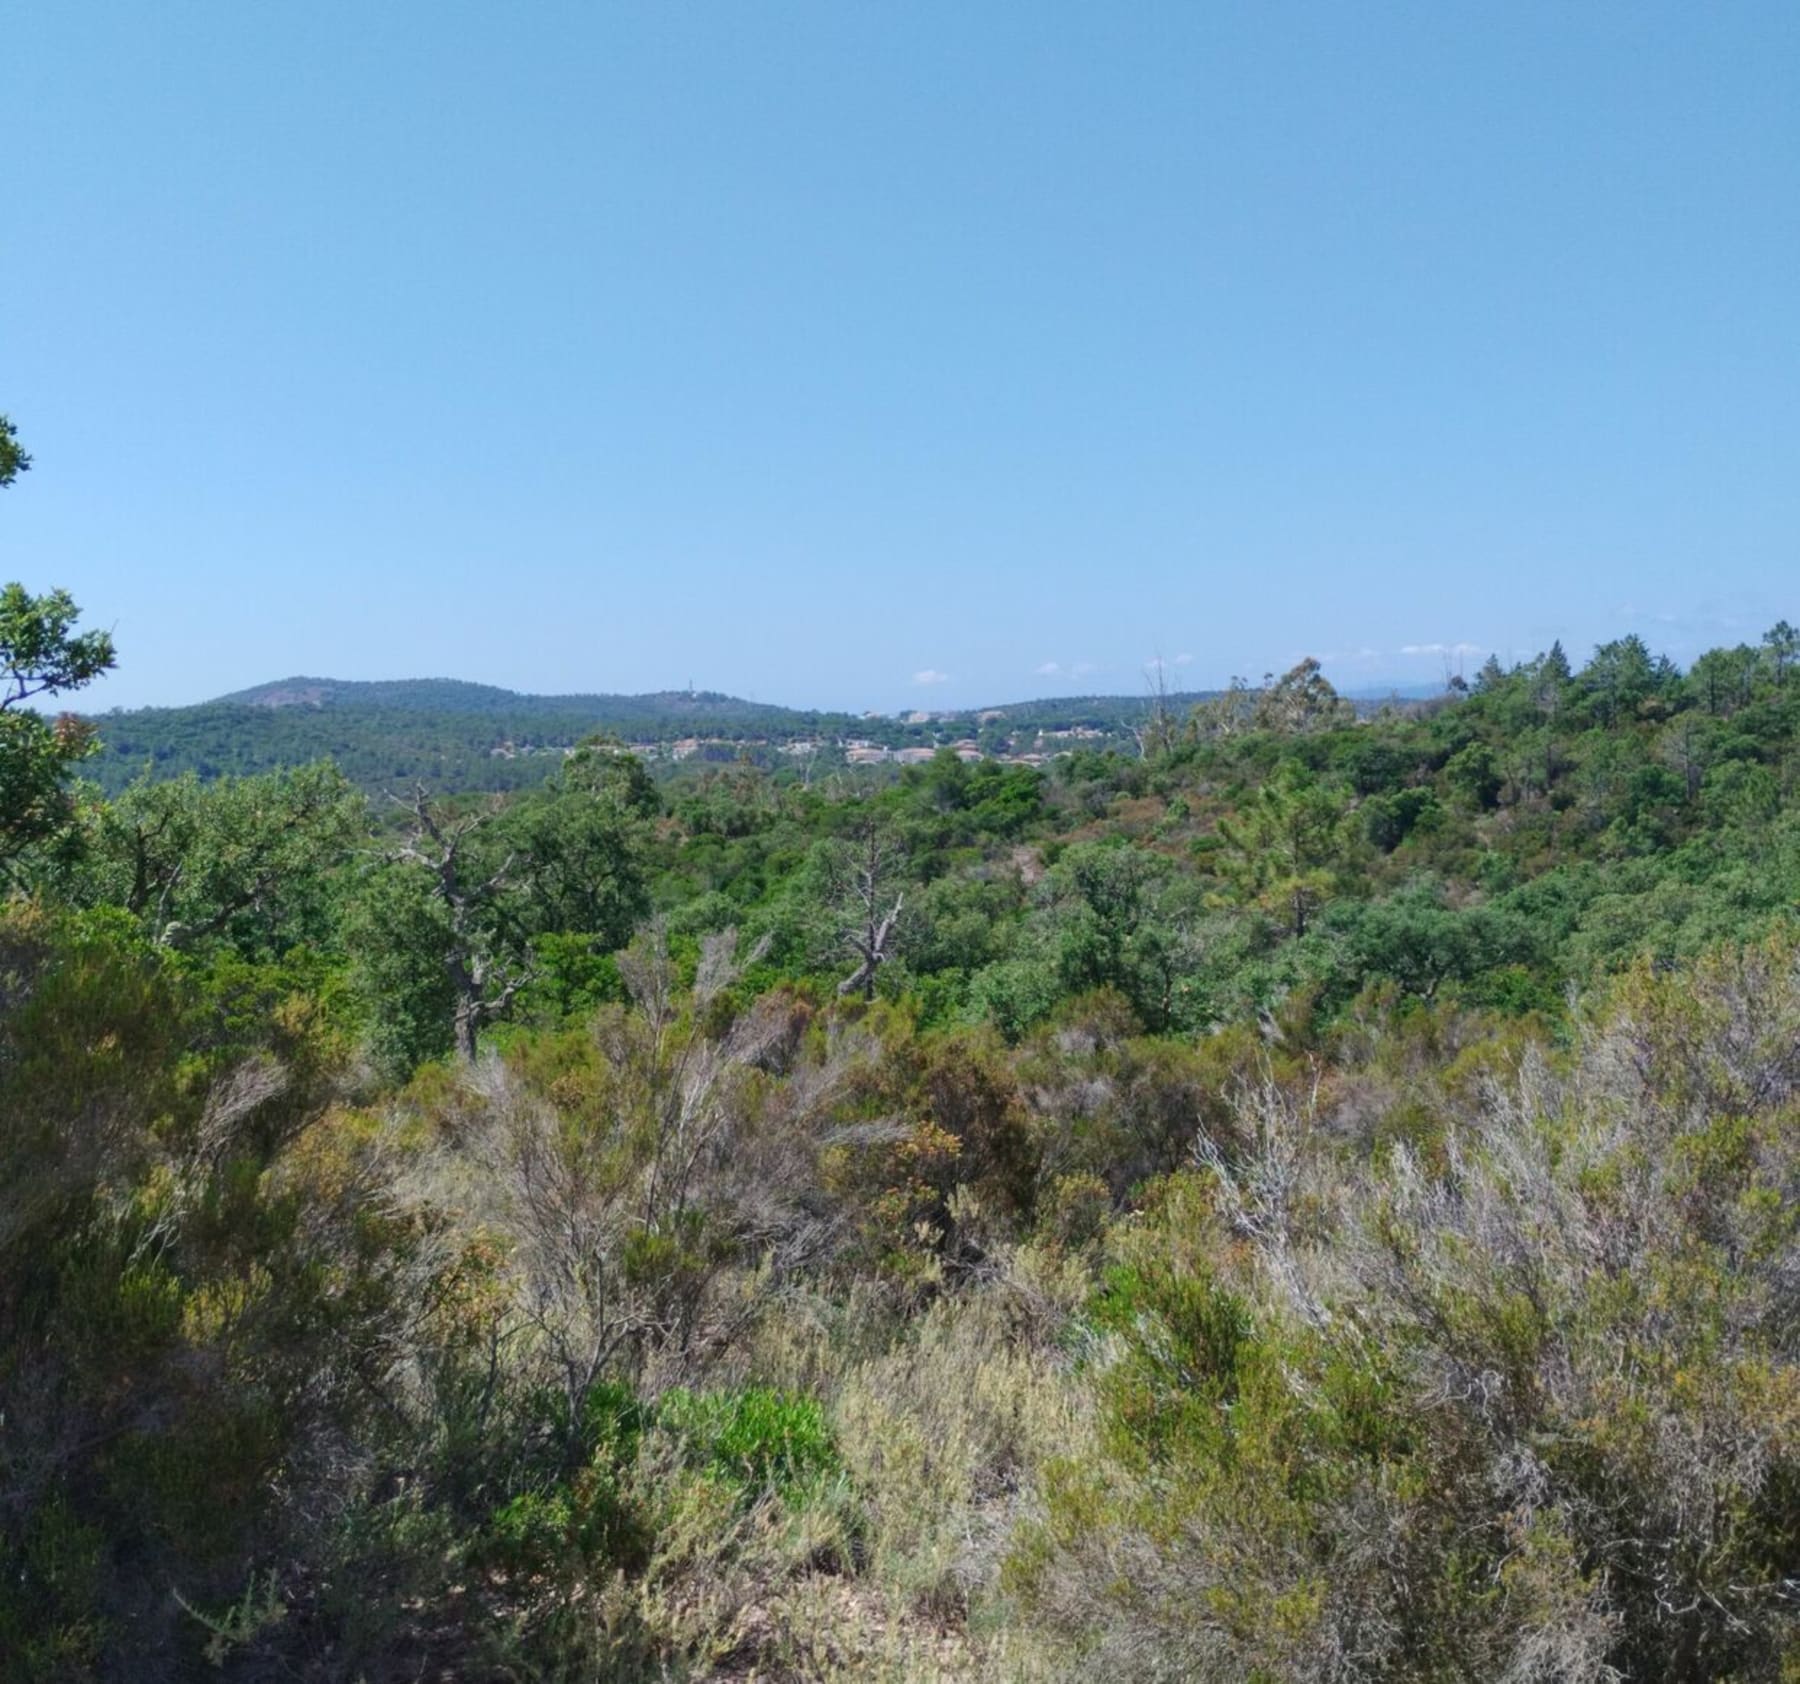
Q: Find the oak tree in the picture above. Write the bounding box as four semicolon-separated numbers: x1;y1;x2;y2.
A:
0;416;117;871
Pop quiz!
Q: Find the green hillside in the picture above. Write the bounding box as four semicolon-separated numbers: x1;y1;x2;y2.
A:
81;677;1233;793
84;678;859;793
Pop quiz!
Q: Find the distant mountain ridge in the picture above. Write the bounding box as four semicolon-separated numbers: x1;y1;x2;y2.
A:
196;675;1246;722
81;673;1429;796
84;677;854;795
213;676;813;720
221;677;523;712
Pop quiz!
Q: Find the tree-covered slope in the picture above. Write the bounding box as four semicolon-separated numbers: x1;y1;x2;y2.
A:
82;679;860;793
79;677;1235;794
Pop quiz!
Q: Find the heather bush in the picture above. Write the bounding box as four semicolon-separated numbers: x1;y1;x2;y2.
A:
0;906;404;1679
1008;936;1800;1682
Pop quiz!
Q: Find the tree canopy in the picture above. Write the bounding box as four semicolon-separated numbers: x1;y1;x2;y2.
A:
0;420;116;871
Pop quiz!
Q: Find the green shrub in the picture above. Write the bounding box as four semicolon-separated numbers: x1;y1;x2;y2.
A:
658;1385;840;1498
1007;939;1800;1682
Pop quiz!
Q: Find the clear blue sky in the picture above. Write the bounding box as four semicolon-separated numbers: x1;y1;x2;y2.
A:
6;1;1796;711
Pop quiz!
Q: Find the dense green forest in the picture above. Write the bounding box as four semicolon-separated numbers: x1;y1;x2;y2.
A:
6;424;1800;1679
84;680;852;794
80;676;1229;795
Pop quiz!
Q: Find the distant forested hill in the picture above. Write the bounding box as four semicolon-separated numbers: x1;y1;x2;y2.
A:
79;676;1236;793
211;677;830;721
82;677;858;793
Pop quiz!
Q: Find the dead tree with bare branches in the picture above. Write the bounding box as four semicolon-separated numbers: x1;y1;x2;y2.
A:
390;785;536;1060
828;820;907;1001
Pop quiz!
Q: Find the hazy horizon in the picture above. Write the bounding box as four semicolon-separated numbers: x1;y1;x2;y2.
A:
84;661;1480;717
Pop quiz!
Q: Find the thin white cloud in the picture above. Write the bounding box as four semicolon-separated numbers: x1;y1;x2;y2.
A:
1173;652;1194;666
1400;641;1485;658
1304;648;1384;666
913;668;950;686
1034;660;1063;677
